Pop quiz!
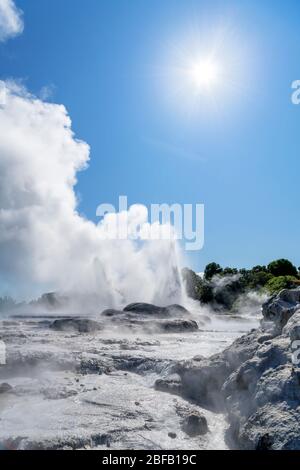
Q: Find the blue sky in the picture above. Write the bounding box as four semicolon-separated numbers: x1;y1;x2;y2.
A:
1;0;300;272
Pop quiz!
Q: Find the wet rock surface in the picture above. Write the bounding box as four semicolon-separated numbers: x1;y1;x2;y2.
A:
0;303;252;450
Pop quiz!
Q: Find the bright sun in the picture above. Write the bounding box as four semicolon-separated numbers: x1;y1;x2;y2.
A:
189;59;220;90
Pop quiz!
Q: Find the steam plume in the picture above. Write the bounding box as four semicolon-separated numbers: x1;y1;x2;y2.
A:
0;81;182;308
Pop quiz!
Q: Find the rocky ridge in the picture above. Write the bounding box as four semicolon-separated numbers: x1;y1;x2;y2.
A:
156;288;300;449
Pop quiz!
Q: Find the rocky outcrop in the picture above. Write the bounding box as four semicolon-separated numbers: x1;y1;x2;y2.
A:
101;303;199;334
168;329;263;409
222;288;300;449
155;288;300;449
262;288;300;333
102;303;190;318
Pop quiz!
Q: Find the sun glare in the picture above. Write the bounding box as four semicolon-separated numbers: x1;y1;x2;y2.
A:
189;59;220;90
157;25;252;116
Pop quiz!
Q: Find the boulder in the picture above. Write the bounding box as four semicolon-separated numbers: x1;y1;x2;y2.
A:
158;319;198;333
100;304;197;334
175;403;209;436
123;303;190;317
0;383;13;394
181;412;208;437
123;303;166;315
50;318;102;333
262;288;300;332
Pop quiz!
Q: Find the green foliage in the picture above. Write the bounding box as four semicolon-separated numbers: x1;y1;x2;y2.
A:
240;270;273;290
252;265;267;273
265;276;299;295
197;283;214;303
204;262;223;280
183;257;300;311
223;267;238;275
267;259;298;277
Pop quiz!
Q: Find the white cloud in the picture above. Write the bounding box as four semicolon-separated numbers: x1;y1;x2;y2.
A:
0;81;182;308
0;0;23;42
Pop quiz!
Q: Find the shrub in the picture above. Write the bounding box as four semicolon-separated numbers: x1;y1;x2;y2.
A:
265;275;299;295
204;262;223;280
267;259;298;277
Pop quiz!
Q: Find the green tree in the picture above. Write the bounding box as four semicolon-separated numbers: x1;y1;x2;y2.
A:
204;262;223;280
267;259;298;277
247;271;273;290
223;267;238;276
252;265;267;273
198;283;214;303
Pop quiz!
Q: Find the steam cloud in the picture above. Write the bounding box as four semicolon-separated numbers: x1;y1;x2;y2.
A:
0;0;23;42
0;81;182;308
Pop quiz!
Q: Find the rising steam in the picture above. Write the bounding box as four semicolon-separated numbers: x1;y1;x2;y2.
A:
0;81;182;308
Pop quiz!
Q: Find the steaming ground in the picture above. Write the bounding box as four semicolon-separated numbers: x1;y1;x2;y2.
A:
0;303;259;450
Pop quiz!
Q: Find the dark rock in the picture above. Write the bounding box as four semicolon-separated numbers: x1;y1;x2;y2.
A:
50;318;102;333
256;433;273;450
0;383;13;394
181;413;208;437
123;303;190;318
175;403;209;436
168;432;177;439
158;319;198;333
100;303;195;334
101;309;125;317
123;303;166;315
